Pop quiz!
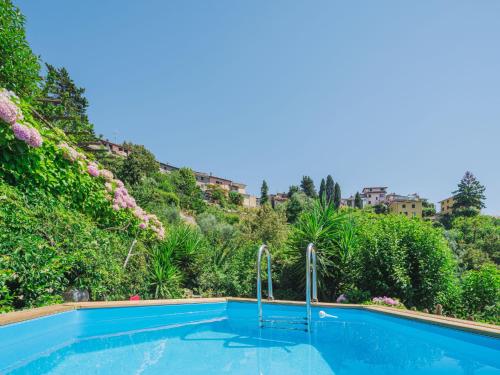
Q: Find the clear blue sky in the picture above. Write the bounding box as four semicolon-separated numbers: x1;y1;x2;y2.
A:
16;1;500;214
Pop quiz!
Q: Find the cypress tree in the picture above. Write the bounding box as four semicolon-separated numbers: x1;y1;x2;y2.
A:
318;178;326;203
326;175;334;204
354;192;363;208
260;180;269;205
333;182;341;209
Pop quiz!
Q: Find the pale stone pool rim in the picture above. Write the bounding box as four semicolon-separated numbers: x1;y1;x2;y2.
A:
1;297;498;338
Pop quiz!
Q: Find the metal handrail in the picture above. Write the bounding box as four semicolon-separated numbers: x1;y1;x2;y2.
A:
257;244;274;324
306;243;318;329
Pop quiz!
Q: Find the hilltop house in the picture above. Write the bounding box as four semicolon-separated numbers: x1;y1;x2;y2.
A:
270;192;289;208
361;187;388;206
159;162;257;208
84;139;131;157
439;196;455;215
386;193;423;218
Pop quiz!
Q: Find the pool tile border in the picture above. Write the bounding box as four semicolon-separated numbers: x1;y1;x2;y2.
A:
1;297;498;338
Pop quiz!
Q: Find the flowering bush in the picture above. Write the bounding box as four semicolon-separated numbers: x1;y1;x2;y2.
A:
0;89;22;124
0;87;164;240
336;294;347;303
1;89;42;148
372;296;400;307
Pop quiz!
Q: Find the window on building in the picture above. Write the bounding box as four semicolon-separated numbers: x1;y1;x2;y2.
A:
412;204;415;208
404;212;408;216
375;197;378;200
402;204;406;208
368;201;371;205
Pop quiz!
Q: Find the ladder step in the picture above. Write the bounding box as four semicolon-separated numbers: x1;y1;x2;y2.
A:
260;324;308;332
261;319;307;326
264;315;307;320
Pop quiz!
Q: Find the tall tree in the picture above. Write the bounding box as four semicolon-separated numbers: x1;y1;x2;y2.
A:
326;175;334;204
452;171;486;217
38;64;96;143
287;185;299;198
300;176;316;198
318;178;326;203
0;0;40;98
333;182;341;209
170;167;205;211
354;192;363;209
260;180;269;205
118;143;159;185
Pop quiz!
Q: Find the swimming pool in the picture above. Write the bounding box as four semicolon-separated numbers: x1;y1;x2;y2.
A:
1;301;499;374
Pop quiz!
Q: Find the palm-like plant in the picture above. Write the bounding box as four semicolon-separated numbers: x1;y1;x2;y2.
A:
150;224;205;297
288;200;357;299
150;243;181;299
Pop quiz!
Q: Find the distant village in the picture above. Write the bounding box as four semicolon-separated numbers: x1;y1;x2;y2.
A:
89;139;453;215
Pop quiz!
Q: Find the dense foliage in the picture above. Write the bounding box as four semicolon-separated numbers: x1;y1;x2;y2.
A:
0;0;40;98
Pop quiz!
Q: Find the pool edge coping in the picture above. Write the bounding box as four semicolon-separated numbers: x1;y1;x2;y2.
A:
1;297;499;338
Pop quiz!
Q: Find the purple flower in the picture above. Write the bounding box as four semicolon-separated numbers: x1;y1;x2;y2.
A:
372;296;399;306
11;123;31;142
0;96;20;125
336;294;347;303
87;162;100;177
139;222;147;229
27;127;43;148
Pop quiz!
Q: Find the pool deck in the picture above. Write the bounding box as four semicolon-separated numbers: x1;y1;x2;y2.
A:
1;297;499;338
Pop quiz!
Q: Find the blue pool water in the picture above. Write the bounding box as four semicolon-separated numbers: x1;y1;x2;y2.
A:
0;301;499;374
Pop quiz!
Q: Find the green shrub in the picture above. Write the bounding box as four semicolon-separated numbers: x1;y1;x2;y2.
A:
0;0;41;98
356;214;458;311
0;182;152;309
460;264;499;323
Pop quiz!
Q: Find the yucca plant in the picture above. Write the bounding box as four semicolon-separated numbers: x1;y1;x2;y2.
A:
150;242;182;299
287;200;358;300
150;224;205;297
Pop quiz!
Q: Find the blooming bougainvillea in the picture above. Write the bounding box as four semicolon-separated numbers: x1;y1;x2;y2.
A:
1;88;165;240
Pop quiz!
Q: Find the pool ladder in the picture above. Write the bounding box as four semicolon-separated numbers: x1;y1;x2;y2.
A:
256;243;318;332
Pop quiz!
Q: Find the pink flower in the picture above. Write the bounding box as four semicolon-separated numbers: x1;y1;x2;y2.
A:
336;294;347;303
100;169;113;181
27;127;43;148
372;296;399;306
11;123;31;142
139;222;147;229
87;162;100;177
112;204;120;211
59;143;79;162
0;95;20;124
